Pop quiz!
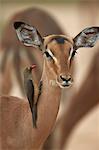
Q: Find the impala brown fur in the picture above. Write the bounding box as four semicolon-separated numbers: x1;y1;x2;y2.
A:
43;35;74;85
0;21;99;149
0;86;61;149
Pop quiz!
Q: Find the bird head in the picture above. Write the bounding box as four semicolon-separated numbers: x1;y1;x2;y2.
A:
24;64;36;79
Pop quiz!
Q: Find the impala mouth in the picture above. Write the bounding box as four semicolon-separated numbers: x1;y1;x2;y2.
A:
56;80;73;88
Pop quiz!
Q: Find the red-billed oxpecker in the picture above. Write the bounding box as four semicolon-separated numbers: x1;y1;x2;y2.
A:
23;64;40;128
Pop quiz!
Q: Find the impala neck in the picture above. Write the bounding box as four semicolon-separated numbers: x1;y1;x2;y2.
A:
32;61;61;148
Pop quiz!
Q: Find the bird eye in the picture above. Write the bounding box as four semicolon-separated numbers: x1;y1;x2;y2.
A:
44;51;53;60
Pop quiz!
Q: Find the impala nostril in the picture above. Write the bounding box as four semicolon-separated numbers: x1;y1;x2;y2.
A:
60;75;65;81
60;75;71;82
67;77;71;82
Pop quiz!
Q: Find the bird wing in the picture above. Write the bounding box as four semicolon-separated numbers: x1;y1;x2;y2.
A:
25;79;34;113
24;79;38;127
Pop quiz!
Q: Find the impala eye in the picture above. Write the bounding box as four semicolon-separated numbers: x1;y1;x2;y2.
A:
44;51;53;60
71;50;77;59
69;50;77;66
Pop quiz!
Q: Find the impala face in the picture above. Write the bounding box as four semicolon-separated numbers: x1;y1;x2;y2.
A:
43;35;74;88
14;22;99;88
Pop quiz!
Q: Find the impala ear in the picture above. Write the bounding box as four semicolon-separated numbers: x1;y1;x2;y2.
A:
14;22;43;50
73;27;99;50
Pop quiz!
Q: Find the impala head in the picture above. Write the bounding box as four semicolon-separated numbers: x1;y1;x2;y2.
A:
14;22;99;88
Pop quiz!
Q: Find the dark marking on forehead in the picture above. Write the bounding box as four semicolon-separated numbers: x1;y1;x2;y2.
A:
45;36;71;49
51;37;69;44
55;37;66;44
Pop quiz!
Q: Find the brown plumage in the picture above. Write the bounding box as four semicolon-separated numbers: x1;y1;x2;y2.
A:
23;64;39;128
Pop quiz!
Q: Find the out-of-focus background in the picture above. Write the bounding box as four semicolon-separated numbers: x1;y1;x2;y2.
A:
0;0;99;150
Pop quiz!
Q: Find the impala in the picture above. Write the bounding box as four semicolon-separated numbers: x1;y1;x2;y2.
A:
0;22;99;149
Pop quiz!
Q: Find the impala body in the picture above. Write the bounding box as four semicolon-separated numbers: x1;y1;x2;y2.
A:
0;21;99;149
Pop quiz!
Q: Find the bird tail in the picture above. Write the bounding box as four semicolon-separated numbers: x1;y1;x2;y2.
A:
32;104;37;128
